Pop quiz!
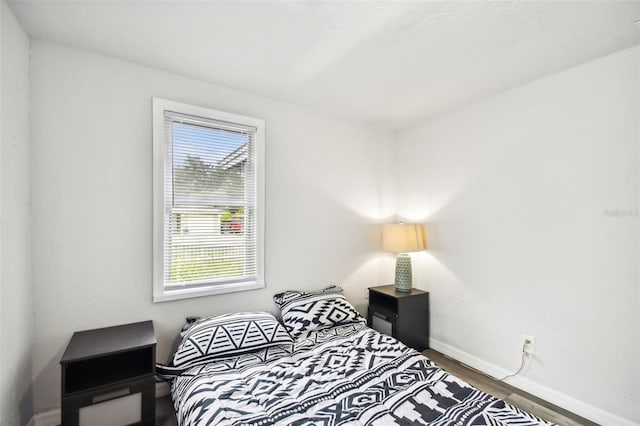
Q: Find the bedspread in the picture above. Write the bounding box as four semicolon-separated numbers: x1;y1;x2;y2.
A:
169;323;554;425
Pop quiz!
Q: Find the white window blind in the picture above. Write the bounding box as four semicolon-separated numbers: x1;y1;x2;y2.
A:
153;98;265;302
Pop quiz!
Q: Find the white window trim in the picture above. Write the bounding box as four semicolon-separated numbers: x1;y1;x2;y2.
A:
152;97;265;302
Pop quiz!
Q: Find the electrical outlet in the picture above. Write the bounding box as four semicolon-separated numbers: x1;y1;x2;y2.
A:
522;334;536;355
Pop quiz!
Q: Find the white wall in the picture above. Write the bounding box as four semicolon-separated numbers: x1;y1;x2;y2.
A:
1;2;33;425
395;46;639;424
29;41;395;413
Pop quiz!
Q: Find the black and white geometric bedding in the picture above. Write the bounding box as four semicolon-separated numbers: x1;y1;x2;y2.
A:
169;323;554;425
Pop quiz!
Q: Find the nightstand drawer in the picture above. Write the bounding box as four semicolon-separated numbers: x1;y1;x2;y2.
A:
370;311;395;336
62;376;154;426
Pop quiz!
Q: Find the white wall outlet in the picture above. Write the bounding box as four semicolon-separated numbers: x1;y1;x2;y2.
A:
522;334;536;355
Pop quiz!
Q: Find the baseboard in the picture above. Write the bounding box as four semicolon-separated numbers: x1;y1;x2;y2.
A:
429;339;639;426
29;409;59;426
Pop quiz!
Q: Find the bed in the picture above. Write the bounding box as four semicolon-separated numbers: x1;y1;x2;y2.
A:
158;288;554;425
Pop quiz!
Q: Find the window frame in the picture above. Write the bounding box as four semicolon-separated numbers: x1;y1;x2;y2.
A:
152;97;265;302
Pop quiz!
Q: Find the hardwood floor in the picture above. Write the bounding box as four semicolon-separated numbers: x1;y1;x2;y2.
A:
155;349;599;425
423;349;599;426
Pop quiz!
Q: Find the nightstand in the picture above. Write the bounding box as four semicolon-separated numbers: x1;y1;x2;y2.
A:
60;320;156;426
367;285;429;351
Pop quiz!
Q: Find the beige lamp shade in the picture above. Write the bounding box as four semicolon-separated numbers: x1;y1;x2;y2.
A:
382;223;426;253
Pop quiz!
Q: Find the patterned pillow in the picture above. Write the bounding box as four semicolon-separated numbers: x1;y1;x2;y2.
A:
274;287;365;339
273;285;343;307
173;312;293;367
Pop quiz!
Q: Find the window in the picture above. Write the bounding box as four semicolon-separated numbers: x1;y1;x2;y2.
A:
152;98;265;302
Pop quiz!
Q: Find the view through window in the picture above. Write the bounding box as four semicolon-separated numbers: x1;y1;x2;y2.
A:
153;99;265;301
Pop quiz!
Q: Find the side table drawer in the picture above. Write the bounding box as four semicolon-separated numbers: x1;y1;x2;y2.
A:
62;376;155;426
369;310;395;336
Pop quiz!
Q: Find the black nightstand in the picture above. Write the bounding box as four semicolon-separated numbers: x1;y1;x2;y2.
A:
60;321;156;426
367;285;429;351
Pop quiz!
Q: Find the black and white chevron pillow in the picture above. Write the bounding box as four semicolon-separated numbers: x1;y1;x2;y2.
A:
274;288;365;339
273;285;344;307
173;312;293;367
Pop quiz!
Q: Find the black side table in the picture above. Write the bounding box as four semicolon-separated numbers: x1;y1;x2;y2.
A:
60;320;156;426
367;285;429;351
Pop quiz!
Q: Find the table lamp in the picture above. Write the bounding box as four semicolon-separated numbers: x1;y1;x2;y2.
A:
382;223;425;292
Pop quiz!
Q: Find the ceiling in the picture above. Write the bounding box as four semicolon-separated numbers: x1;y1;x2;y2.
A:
7;1;640;129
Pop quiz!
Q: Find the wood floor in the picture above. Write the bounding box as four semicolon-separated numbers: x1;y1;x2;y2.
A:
155;349;598;425
423;349;598;426
156;394;178;426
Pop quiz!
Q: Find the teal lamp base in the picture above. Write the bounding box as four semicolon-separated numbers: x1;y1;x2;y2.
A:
394;253;413;292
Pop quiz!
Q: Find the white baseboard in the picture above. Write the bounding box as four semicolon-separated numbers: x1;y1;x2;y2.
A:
29;409;59;426
429;339;639;426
